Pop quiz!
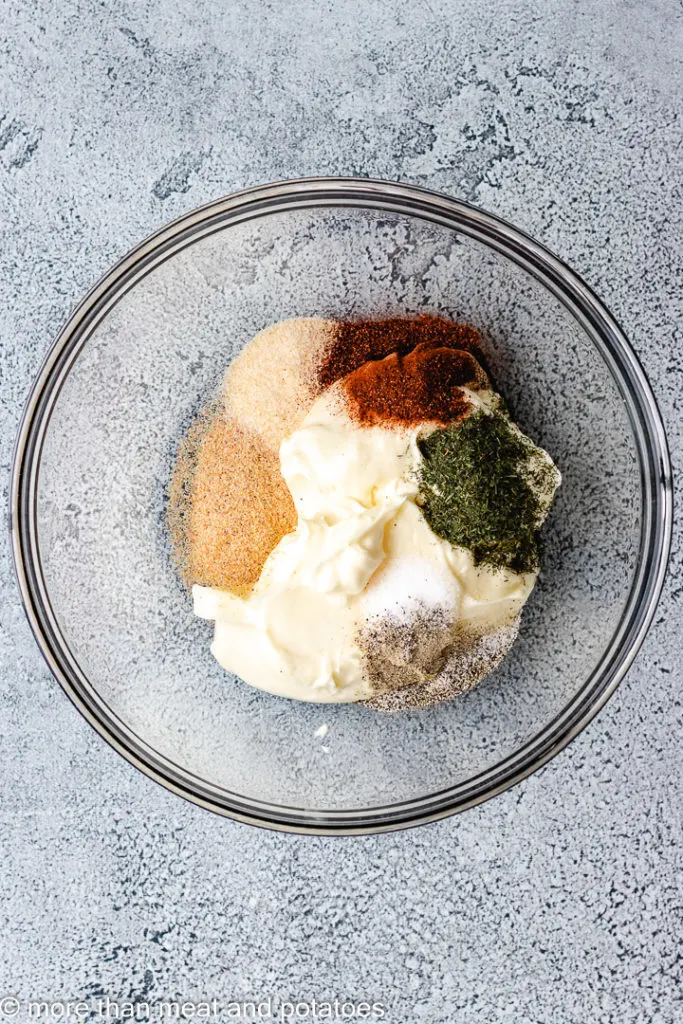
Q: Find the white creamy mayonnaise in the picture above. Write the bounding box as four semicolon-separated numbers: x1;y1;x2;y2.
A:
193;386;538;703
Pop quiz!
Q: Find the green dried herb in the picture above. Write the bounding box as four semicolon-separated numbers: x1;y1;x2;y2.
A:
417;410;557;574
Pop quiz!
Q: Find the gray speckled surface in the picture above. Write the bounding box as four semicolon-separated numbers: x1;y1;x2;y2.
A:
1;1;681;1021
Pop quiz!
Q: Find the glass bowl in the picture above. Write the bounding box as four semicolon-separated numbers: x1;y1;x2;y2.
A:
11;178;672;834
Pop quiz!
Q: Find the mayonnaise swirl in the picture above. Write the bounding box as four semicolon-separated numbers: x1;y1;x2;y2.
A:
193;384;542;703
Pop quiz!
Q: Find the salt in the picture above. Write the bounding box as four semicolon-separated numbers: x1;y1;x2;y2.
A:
360;553;457;622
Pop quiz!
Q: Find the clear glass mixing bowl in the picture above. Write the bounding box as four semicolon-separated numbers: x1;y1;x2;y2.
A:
11;178;672;833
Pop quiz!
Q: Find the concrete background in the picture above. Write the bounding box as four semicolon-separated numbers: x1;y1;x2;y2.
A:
1;1;681;1021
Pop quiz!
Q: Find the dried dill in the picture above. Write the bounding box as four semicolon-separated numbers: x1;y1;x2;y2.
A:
417;411;558;574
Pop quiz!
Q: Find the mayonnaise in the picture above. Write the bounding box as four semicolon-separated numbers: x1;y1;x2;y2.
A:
193;385;542;703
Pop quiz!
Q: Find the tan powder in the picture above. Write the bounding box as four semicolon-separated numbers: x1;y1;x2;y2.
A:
224;317;338;451
169;409;296;595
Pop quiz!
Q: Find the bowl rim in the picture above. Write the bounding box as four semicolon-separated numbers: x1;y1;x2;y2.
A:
10;175;673;835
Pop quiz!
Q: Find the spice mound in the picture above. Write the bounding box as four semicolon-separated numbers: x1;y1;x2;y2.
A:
169;316;561;710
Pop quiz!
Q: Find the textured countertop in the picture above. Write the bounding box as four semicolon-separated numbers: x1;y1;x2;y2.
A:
1;2;681;1021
